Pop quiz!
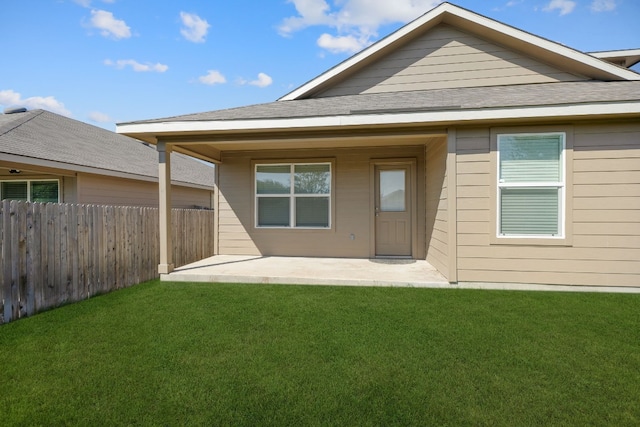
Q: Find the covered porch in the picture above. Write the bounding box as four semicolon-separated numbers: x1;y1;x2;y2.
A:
117;97;456;282
162;255;449;287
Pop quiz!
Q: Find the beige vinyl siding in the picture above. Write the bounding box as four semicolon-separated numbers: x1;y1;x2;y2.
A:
76;173;212;208
455;122;640;287
318;24;584;97
425;137;448;277
171;185;212;209
62;176;77;203
217;155;259;255
217;145;426;258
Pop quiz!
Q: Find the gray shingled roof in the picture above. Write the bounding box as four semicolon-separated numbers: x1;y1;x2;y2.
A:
0;109;213;188
122;81;640;125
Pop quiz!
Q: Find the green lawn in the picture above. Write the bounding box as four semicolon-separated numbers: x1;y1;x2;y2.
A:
1;281;639;426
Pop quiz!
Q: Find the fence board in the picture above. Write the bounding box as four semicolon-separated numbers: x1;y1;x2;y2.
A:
0;200;4;324
25;203;37;317
3;200;12;323
0;202;214;324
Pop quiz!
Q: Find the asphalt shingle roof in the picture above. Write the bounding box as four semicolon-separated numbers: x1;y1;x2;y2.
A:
122;81;640;125
0;109;214;187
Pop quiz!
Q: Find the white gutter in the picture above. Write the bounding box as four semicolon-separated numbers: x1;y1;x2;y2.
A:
117;101;640;135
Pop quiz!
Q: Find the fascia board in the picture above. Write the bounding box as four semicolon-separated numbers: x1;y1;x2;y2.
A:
590;49;640;68
117;101;640;135
279;3;638;101
451;8;640;81
590;48;640;57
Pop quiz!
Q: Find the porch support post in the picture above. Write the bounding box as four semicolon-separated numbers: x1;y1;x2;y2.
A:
213;163;220;255
158;141;174;275
447;128;458;283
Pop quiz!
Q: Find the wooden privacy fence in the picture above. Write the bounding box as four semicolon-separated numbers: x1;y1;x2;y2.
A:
0;200;215;324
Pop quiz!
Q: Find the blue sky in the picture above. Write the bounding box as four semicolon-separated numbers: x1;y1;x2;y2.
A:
1;0;639;130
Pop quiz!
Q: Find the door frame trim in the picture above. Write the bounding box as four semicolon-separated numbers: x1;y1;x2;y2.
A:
369;158;418;258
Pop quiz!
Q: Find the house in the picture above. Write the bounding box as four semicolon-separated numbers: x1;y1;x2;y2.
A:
117;2;640;287
0;108;214;208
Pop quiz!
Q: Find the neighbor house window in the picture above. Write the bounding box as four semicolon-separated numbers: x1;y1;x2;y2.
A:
255;163;331;228
0;180;60;203
497;133;564;237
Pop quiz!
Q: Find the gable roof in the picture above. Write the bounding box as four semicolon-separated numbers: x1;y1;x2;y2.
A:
117;2;640;160
280;2;639;101
0;109;214;188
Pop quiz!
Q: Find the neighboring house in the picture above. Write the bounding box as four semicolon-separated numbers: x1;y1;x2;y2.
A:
118;2;640;287
0;108;214;208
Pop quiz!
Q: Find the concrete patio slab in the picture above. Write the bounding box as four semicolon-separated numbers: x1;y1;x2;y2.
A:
162;255;640;293
162;255;449;287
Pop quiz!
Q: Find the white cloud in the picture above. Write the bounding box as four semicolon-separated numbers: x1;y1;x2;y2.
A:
278;0;442;54
74;0;116;6
278;0;333;35
104;59;168;72
88;111;113;123
590;0;616;12
543;0;577;15
245;73;273;88
198;70;226;85
89;9;131;39
317;33;366;53
0;89;72;117
180;12;210;43
493;0;524;11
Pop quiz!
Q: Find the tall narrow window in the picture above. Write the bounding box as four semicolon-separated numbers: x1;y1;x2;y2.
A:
497;133;564;237
256;163;331;228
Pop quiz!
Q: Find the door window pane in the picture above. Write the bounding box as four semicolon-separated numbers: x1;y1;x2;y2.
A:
31;181;58;203
380;170;405;212
257;165;291;194
295;197;329;227
257;197;290;227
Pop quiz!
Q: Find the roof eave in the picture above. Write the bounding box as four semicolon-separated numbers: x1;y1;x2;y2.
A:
590;49;640;68
117;101;640;137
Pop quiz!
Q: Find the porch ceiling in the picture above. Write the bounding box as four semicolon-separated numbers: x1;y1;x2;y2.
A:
153;126;448;163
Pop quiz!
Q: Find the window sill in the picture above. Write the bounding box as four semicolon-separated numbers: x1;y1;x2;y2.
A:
490;235;572;246
254;226;333;232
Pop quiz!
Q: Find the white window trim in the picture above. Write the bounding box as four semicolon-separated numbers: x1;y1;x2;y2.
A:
496;132;566;239
254;162;332;229
0;179;60;203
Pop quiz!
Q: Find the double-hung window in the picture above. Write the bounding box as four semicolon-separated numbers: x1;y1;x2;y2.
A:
255;163;331;228
497;133;565;238
0;180;59;203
